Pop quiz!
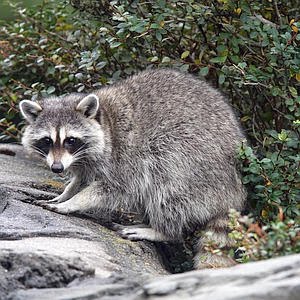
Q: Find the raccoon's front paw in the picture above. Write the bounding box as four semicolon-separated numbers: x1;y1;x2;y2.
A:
113;226;143;241
112;223;146;241
43;196;66;204
32;200;51;208
113;223;170;242
32;194;68;208
33;200;72;214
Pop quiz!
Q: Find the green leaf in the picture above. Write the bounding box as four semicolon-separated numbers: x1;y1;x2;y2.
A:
209;56;227;63
218;73;225;85
46;86;55;94
278;130;288;141
181;51;190;59
271;87;280;96
161;56;171;63
150;23;160;29
110;42;122;49
260;158;271;164
150;56;159;62
199;66;209;76
155;31;162;41
288;86;298;98
59;77;68;85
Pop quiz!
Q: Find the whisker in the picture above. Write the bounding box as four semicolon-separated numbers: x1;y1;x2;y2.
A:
72;143;90;156
31;145;47;157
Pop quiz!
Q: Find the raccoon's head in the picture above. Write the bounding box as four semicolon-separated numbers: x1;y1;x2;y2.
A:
19;94;104;174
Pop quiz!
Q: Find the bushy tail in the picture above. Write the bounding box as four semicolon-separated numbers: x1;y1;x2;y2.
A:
194;217;236;269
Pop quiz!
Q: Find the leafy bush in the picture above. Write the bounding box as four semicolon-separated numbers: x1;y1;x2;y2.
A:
239;126;299;220
0;0;299;259
227;209;299;262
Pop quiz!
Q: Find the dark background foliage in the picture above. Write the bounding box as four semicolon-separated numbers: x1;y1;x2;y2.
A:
0;0;299;258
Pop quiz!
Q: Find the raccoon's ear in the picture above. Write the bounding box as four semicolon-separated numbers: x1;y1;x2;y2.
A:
19;100;43;124
76;94;99;119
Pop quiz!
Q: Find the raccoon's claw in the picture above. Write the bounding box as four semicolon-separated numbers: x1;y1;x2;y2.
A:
33;200;49;207
117;228;143;241
112;223;143;241
42;198;61;204
33;200;59;212
112;223;170;242
111;222;125;231
33;200;71;215
45;204;60;213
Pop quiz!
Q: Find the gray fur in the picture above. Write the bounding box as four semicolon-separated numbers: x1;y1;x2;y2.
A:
20;69;247;269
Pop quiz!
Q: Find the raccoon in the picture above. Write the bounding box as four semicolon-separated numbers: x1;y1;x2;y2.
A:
20;69;247;269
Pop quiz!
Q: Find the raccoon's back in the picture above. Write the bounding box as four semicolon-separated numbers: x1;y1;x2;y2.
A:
100;69;245;157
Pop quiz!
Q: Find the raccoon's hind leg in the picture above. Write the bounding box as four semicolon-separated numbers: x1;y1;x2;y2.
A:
194;217;236;269
113;223;172;242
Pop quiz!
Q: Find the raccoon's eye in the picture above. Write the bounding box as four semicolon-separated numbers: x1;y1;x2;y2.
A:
64;137;84;153
43;137;53;145
33;137;53;155
64;137;77;146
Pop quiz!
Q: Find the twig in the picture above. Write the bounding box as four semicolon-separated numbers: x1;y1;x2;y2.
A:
243;82;269;88
253;14;278;28
274;0;283;27
232;64;246;76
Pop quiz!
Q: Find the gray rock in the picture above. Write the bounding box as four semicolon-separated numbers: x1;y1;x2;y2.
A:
0;251;94;297
139;254;300;300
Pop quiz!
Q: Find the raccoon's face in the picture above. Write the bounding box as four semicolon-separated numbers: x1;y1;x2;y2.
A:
19;94;103;174
30;129;86;173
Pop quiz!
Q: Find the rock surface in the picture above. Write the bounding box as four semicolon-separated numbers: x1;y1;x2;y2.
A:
139;254;300;300
0;145;299;300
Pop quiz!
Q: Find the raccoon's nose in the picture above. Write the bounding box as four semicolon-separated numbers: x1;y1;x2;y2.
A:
51;162;64;173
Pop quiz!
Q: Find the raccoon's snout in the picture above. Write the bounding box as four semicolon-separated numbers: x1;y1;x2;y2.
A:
51;162;64;173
